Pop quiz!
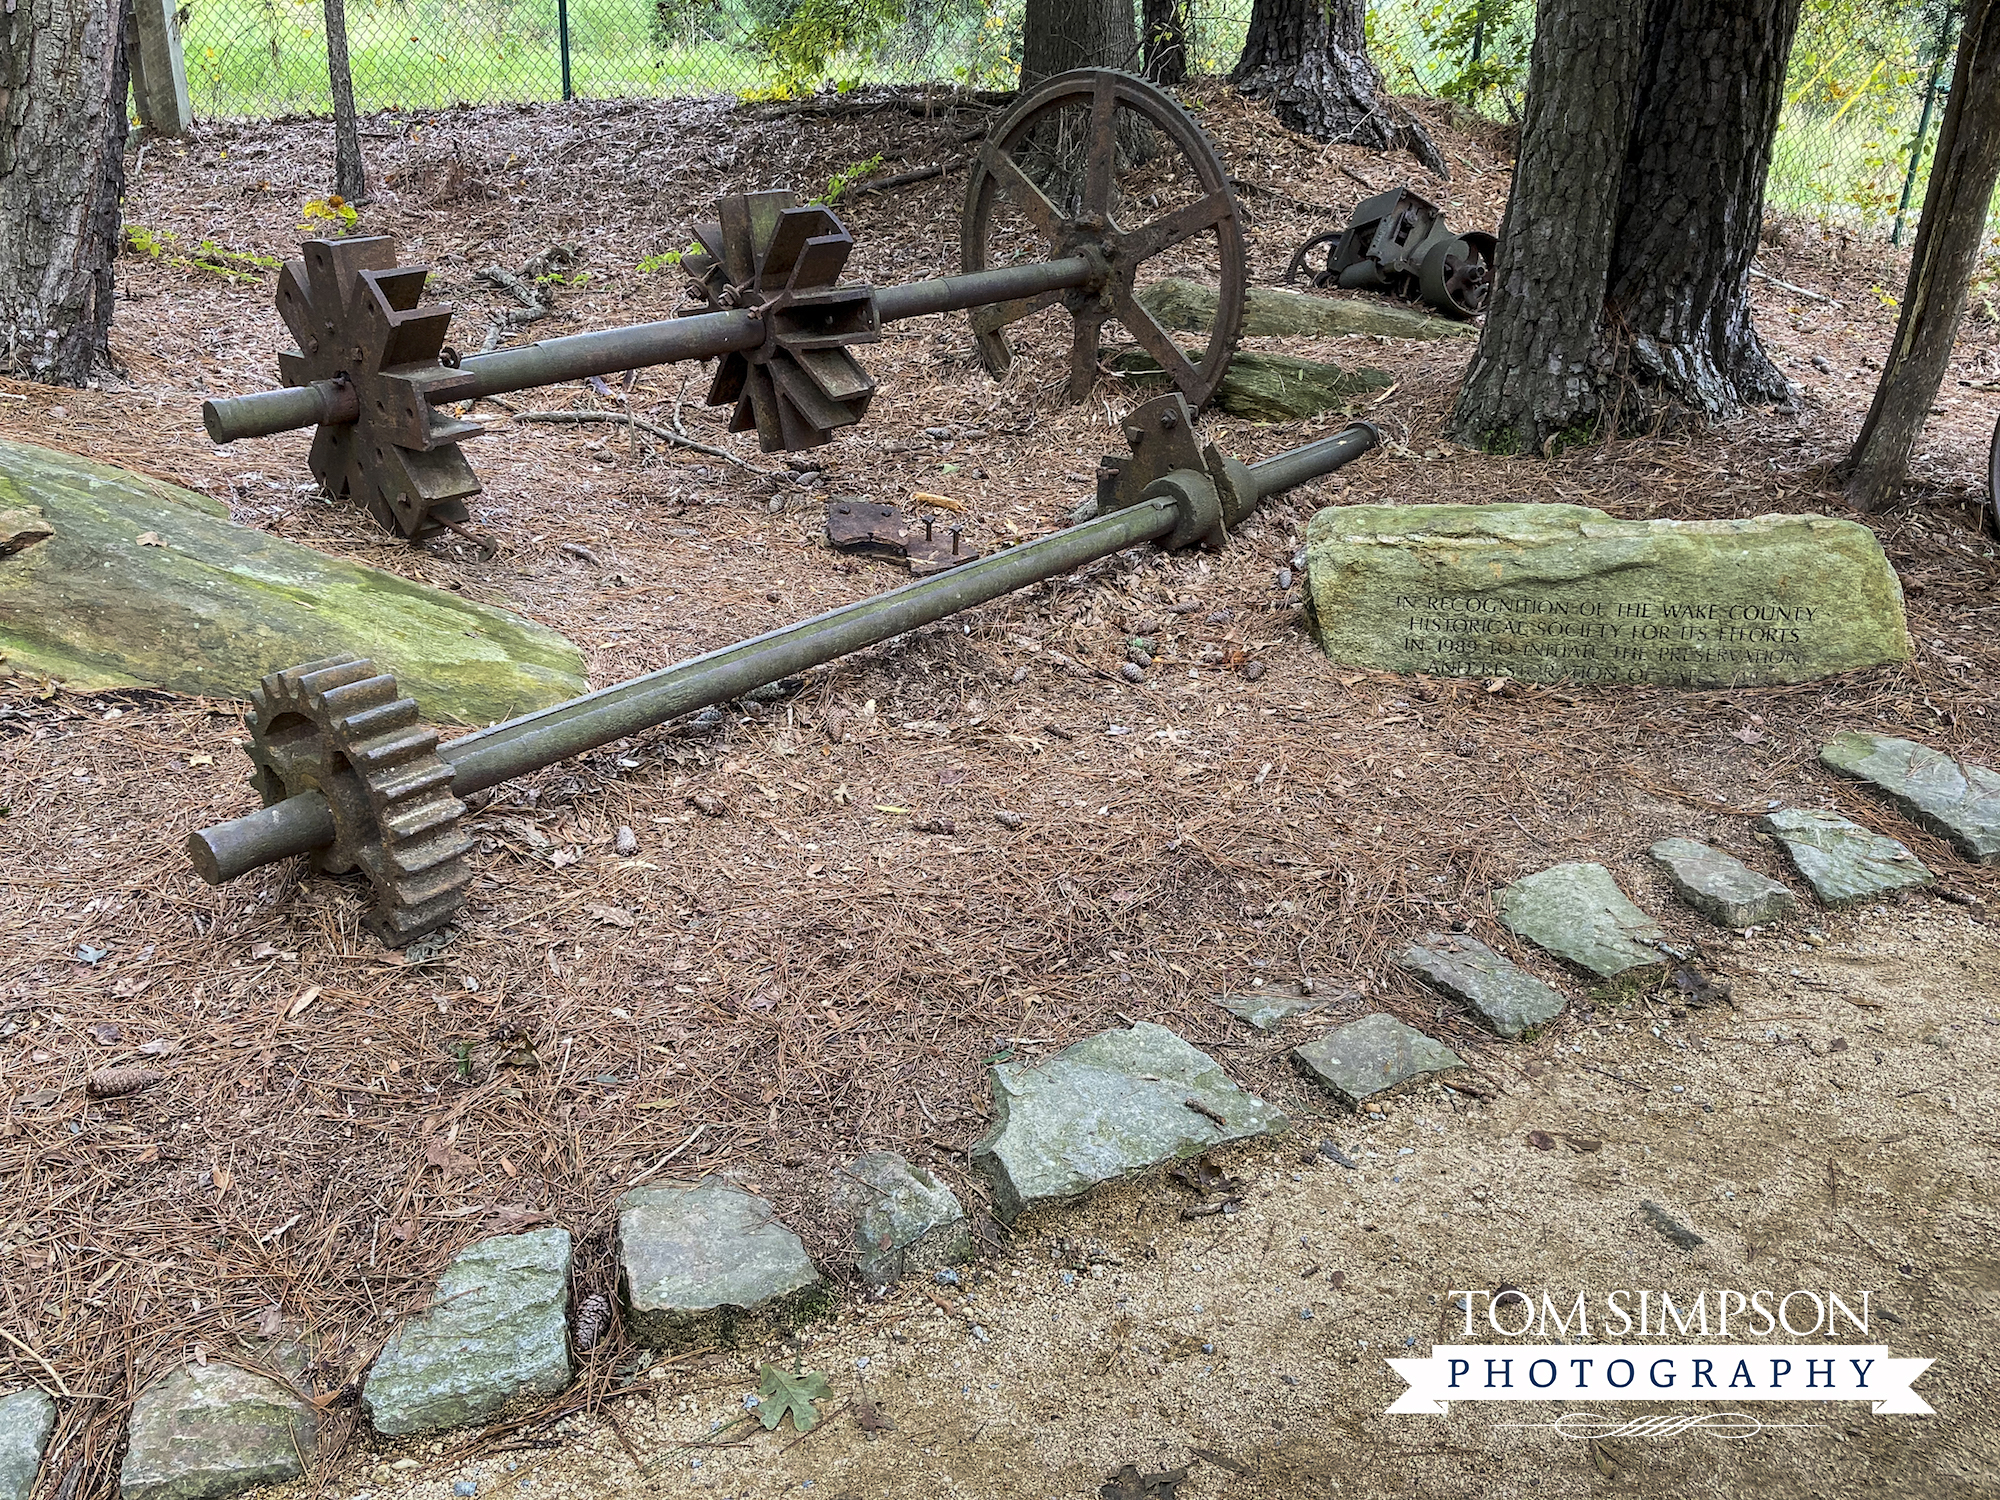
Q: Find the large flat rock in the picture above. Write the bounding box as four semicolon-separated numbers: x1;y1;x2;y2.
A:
1301;503;1908;687
972;1022;1287;1223
1499;862;1667;978
1114;348;1390;422
120;1362;316;1500
1819;733;2000;864
0;1388;54;1500
830;1150;970;1286
618;1179;821;1347
1292;1014;1464;1107
1398;933;1565;1038
1649;837;1798;927
1756;808;1934;904
362;1228;573;1435
0;438;584;725
1137;277;1476;341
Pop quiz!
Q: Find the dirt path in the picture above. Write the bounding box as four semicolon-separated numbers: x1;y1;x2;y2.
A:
321;905;1999;1500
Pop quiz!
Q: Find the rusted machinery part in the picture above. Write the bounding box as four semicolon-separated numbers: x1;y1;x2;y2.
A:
960;69;1247;408
677;190;882;452
244;655;473;946
1299;186;1498;322
1282;229;1342;288
269;237;485;539
1418;231;1496;318
188;397;1380;946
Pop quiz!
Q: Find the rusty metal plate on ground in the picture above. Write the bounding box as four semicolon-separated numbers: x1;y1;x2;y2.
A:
826;499;980;575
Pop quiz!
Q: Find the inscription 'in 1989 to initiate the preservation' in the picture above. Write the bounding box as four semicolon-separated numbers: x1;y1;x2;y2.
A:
1394;594;1828;685
1302;504;1910;689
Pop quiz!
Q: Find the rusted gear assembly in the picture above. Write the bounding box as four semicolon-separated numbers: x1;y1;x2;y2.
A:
201;70;1247;543
244;654;473;946
1285;185;1497;320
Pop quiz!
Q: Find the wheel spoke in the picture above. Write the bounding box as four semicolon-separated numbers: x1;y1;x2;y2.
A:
1113;288;1202;396
1118;191;1234;266
977;143;1063;242
1067;313;1105;399
1083;73;1117;217
970;287;1066;335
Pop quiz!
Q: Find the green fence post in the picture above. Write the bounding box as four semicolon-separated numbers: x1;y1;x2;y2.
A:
558;0;574;100
1891;5;1959;247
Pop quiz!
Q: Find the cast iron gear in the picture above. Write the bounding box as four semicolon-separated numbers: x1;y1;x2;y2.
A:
244;654;472;946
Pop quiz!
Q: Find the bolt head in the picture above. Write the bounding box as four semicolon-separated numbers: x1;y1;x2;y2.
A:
1160;411;1177;430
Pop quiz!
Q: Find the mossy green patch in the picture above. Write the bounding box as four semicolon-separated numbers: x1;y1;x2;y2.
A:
0;438;584;725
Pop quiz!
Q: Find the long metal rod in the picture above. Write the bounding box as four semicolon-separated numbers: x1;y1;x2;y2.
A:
874;257;1092;322
455;308;765;400
187;421;1379;886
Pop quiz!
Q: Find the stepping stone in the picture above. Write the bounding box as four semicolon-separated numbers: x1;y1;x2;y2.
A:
0;1388;54;1500
1649;838;1798;928
1398;933;1565;1039
830;1151;970;1287
120;1363;316;1500
1498;862;1667;978
362;1228;573;1435
1291;1014;1464;1108
972;1021;1288;1224
1756;808;1934;904
618;1178;821;1347
1211;984;1324;1031
1820;732;2000;864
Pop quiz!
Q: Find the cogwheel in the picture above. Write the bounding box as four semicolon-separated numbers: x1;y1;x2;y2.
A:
244;654;473;946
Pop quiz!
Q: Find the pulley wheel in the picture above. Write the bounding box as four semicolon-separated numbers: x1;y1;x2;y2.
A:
961;69;1247;408
1418;233;1494;319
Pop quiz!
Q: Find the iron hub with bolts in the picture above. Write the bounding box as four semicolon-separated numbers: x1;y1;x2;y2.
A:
962;69;1247;406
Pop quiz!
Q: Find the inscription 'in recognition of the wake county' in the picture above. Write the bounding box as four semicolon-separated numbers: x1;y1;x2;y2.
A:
1300;503;1911;690
1395;595;1826;685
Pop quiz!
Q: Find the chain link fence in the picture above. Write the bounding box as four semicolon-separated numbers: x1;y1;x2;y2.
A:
179;0;1979;241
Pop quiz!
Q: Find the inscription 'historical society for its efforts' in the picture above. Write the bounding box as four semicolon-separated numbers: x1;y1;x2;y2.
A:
1396;594;1821;684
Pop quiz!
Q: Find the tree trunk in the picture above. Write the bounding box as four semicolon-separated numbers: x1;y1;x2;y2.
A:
1446;0;1646;454
1233;0;1447;176
1604;0;1800;420
1449;0;1803;455
0;0;131;386
1021;0;1138;86
1845;0;2000;512
1141;0;1189;84
324;0;367;202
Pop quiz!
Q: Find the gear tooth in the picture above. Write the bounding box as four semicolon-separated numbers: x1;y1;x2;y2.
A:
380;796;466;844
369;758;456;804
297;658;379;705
319;673;400;723
338;697;420;740
351;725;441;770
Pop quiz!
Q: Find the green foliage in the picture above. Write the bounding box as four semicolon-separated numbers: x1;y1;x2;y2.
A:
1417;0;1530;109
637;242;701;274
123;224;281;283
754;1362;831;1433
744;0;907;98
300;194;361;238
814;153;885;205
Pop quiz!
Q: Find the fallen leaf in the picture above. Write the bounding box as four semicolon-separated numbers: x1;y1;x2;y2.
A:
213;1166;234;1196
755;1362;831;1434
191;1341;207;1366
1731;726;1767;745
424;1138;475;1174
1562;1134;1603;1153
586;903;635;929
136;1037;180;1057
16;1089;60;1109
88;1022;123;1045
255;1304;285;1339
1100;1463;1189;1500
490;1205;550;1231
136;531;163;547
286;986;322;1019
1526;1129;1555;1150
853;1396;894;1433
188;753;214;767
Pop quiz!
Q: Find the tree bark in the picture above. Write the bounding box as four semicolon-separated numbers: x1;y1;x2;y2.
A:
1021;0;1138;86
1447;0;1646;454
324;0;367;202
1449;0;1803;454
1141;0;1189;84
1845;0;2000;511
1604;0;1800;420
0;0;131;386
1232;0;1446;176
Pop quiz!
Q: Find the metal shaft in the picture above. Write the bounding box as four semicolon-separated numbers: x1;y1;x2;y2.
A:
873;257;1092;323
455;309;765;401
187;421;1378;886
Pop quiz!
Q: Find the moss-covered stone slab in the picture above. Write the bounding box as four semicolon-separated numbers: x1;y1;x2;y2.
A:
1756;808;1934;904
618;1179;821;1348
830;1150;970;1287
1499;862;1667;978
120;1362;315;1500
362;1228;573;1435
1398;933;1565;1038
1649;838;1798;928
972;1022;1287;1223
1137;277;1477;341
1819;733;2000;864
1301;503;1909;688
1291;1014;1463;1107
1114;348;1390;422
0;1388;54;1500
0;439;584;725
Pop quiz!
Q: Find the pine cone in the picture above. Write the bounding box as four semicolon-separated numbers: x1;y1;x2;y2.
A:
85;1065;163;1099
573;1291;610;1352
